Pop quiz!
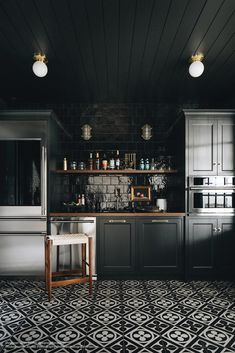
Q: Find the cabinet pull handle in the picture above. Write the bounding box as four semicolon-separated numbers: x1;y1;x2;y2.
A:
217;163;221;165
109;220;127;223
213;162;217;165
213;228;217;232
151;220;169;223
217;227;221;232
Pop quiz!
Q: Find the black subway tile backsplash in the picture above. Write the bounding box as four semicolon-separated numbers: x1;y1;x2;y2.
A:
6;101;197;212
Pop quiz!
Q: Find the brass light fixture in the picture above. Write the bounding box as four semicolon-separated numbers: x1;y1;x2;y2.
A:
32;53;48;77
81;124;92;140
141;124;152;140
189;53;204;78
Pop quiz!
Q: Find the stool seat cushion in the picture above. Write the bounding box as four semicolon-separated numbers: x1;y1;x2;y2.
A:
47;233;90;246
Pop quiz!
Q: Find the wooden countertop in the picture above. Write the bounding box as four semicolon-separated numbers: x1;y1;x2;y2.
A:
50;212;185;217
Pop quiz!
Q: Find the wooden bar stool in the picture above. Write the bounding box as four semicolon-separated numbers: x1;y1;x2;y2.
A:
45;233;93;301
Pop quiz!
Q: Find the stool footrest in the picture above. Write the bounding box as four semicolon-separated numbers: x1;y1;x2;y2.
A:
52;269;82;276
51;277;90;288
45;234;93;301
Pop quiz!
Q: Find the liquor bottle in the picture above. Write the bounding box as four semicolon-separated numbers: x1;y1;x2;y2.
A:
102;153;108;170
88;153;93;170
77;194;81;206
63;157;67;171
115;150;120;170
95;152;100;170
81;194;85;206
109;151;115;170
150;158;155;170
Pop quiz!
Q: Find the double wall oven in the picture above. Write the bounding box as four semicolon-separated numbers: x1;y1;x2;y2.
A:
188;176;235;214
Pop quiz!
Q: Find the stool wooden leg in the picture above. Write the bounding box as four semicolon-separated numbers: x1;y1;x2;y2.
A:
45;238;48;290
69;244;72;270
82;244;86;277
56;246;60;272
88;237;92;294
47;239;53;302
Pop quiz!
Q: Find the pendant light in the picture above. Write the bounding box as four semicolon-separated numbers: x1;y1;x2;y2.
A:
189;53;204;78
81;124;92;140
32;53;48;77
141;124;152;140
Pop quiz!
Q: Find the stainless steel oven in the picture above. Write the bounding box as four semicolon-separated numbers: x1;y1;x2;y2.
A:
188;176;235;214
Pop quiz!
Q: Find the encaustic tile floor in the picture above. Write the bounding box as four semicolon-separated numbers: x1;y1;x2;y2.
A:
0;280;235;353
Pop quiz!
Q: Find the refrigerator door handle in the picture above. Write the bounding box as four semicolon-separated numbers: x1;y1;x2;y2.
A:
0;232;46;235
41;144;47;216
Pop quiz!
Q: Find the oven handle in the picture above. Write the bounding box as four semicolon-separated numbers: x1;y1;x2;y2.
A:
189;186;235;190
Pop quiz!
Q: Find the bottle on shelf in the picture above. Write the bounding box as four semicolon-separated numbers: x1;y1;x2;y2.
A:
88;153;93;170
95;152;100;170
150;158;155;170
145;158;150;170
70;161;77;170
115;150;120;170
81;194;85;206
77;194;81;206
139;158;145;170
63;157;67;171
102;153;108;170
109;151;115;170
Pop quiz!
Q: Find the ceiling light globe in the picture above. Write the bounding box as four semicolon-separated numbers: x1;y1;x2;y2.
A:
32;60;48;77
189;60;204;78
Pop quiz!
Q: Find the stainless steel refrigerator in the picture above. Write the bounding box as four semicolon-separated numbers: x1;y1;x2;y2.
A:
0;110;63;275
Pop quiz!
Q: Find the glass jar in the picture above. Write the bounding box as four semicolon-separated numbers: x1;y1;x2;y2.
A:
70;161;77;170
78;161;85;170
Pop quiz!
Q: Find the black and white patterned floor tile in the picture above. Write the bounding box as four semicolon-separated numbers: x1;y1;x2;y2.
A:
1;279;235;352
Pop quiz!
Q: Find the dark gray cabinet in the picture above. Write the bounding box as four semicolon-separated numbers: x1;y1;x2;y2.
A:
217;119;235;175
216;217;235;276
186;112;235;176
137;218;183;275
187;217;217;276
187;216;235;278
98;217;136;275
97;216;184;278
188;118;217;175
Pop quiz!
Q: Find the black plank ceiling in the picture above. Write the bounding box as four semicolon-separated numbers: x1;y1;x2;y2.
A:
0;0;235;103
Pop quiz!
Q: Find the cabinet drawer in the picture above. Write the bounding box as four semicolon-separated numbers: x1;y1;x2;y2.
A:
0;218;47;234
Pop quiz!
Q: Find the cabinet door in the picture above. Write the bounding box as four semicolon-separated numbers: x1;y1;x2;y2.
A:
98;218;135;275
218;119;235;175
137;218;183;275
188;119;217;175
187;217;217;276
217;217;235;276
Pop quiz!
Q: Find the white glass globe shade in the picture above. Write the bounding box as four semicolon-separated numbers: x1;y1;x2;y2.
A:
32;60;48;77
189;60;204;78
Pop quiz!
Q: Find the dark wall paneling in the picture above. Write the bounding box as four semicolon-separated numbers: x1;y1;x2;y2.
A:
7;101;195;163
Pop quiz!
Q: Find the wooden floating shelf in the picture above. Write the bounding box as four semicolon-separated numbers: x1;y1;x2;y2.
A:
55;169;178;174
